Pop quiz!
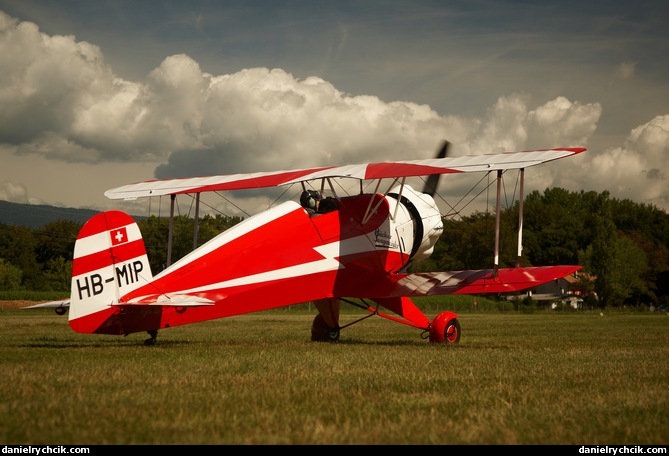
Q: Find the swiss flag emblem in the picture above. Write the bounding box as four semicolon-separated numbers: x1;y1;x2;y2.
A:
110;227;128;246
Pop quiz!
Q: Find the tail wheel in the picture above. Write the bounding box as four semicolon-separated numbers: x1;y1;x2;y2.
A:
429;312;461;344
311;313;340;342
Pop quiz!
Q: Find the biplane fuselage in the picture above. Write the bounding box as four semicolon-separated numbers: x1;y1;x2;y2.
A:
67;185;444;336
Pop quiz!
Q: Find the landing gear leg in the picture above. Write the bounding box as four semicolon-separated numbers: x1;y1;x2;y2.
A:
144;329;158;346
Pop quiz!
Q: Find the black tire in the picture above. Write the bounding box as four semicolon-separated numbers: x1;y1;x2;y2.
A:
311;313;340;342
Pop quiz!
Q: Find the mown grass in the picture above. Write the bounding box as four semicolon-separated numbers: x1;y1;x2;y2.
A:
1;308;668;445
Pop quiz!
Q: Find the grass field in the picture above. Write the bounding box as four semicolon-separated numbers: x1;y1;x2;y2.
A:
1;305;668;445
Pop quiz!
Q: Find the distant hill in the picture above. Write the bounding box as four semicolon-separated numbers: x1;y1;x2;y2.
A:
0;200;101;228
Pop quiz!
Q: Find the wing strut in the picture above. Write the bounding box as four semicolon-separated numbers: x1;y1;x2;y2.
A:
392;177;407;221
516;169;525;267
494;167;526;273
163;191;204;268
493;170;502;277
362;177;402;224
362;179;383;225
193;192;201;250
167;194;176;267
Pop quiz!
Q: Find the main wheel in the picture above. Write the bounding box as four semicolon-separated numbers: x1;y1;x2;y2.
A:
144;329;158;346
311;313;340;342
429;312;461;344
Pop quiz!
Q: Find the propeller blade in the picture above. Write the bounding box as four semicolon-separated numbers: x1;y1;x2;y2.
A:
422;140;450;197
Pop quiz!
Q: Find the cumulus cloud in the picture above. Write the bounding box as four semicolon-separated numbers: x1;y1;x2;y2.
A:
1;10;666;214
156;65;464;179
527;96;601;148
0;12;124;160
0;12;598;172
582;115;669;209
0;10;451;172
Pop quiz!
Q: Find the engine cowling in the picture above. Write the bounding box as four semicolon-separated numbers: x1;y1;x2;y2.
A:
387;184;444;264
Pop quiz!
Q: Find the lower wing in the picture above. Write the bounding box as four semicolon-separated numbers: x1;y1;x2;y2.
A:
387;265;581;296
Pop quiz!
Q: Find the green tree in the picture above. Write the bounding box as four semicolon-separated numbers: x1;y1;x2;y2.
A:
580;193;648;307
0;258;23;290
522;188;585;266
41;257;72;292
615;236;649;305
33;220;80;264
0;225;41;289
138;215;171;273
608;199;669;305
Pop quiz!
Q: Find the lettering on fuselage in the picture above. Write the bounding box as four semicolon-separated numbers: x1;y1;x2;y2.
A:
374;228;399;249
75;260;144;300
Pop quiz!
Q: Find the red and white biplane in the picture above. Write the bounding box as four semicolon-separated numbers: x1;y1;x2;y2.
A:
33;142;585;345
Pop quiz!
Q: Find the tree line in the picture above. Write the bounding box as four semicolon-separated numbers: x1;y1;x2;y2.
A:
0;213;242;295
1;188;667;308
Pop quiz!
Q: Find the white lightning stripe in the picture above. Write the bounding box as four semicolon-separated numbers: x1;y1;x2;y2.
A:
314;234;377;257
133;233;379;301
132;258;340;301
189;234;377;291
122;295;215;306
192;257;343;292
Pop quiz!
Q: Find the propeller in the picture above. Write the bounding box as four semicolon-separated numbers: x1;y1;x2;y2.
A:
422;140;450;197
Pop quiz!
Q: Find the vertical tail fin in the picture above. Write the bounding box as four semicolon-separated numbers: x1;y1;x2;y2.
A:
68;211;153;334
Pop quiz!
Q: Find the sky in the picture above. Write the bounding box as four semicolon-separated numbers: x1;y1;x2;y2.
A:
0;0;668;218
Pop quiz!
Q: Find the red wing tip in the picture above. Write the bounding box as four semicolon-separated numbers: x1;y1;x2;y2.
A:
560;147;586;154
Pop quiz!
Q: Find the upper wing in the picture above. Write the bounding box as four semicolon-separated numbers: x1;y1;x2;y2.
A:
104;147;585;200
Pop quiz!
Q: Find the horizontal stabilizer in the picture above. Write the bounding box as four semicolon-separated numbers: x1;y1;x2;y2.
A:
118;294;216;307
392;265;582;296
22;299;70;309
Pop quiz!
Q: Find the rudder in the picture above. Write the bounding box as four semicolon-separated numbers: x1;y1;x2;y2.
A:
68;211;153;334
